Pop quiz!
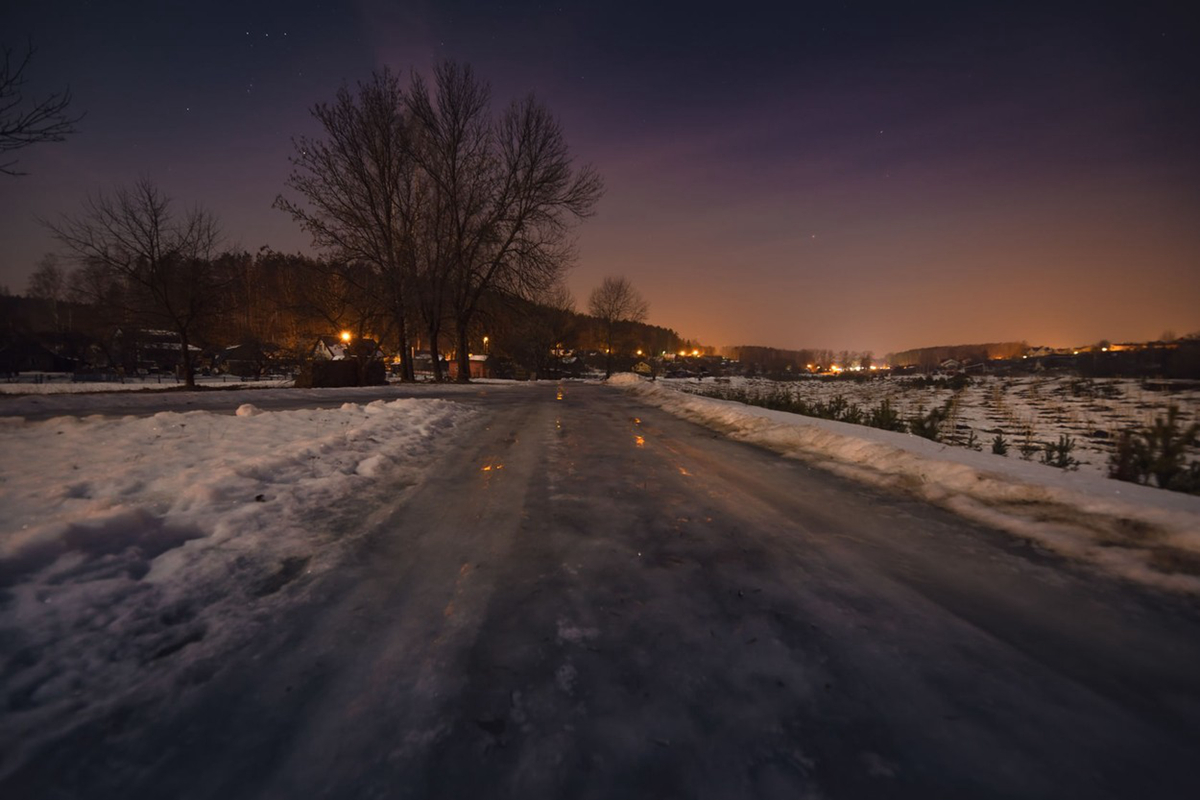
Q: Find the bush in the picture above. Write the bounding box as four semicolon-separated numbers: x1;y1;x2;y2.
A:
1018;429;1040;461
1142;407;1199;488
1108;431;1143;483
1109;406;1200;492
910;402;950;441
947;373;971;391
295;358;386;388
867;399;907;432
1041;434;1079;470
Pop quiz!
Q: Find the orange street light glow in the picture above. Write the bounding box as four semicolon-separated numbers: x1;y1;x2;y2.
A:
340;331;352;342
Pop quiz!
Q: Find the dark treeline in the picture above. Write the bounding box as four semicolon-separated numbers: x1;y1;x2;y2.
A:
3;249;399;378
3;248;687;380
9;61;606;387
887;341;1027;369
1076;341;1200;380
721;345;875;374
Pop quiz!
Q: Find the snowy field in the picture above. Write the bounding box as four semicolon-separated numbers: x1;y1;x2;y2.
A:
0;373;293;395
667;375;1200;480
0;397;480;766
615;374;1200;593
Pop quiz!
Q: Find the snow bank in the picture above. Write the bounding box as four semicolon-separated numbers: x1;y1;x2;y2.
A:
606;372;643;387
0;398;478;764
0;381;512;419
0;375;293;395
618;381;1200;592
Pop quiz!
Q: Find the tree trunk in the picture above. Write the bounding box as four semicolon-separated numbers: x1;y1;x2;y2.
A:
455;322;471;383
394;302;414;382
429;324;443;382
180;328;196;388
604;323;614;378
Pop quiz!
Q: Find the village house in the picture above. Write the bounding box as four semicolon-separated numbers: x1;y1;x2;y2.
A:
312;335;383;362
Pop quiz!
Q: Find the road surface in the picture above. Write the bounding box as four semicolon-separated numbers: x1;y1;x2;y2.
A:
5;382;1200;799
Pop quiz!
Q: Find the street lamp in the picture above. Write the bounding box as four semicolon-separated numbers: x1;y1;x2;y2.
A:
340;331;352;343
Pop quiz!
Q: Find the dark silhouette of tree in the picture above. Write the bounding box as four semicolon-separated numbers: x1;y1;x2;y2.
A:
1;44;81;176
275;69;420;381
26;253;66;328
491;282;577;379
47;179;221;387
275;62;601;383
408;62;602;382
588;275;648;378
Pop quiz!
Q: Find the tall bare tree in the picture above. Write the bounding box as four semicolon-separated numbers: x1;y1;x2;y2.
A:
491;281;577;379
408;62;602;382
1;44;81;176
403;64;491;381
46;179;221;387
588;275;648;378
26;253;66;328
275;68;419;381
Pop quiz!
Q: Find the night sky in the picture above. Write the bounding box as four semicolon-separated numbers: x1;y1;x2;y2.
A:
3;0;1198;354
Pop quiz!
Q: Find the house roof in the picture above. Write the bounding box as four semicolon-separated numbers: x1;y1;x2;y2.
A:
314;336;382;359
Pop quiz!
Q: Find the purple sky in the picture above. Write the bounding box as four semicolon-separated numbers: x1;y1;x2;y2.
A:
3;0;1198;354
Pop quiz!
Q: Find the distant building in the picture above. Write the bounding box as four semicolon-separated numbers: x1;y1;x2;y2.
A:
313;335;382;361
446;354;495;379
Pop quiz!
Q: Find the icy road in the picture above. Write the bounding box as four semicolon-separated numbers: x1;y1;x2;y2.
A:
5;382;1200;799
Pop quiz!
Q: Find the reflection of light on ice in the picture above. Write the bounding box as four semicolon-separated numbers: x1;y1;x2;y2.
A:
635;435;645;448
678;466;690;476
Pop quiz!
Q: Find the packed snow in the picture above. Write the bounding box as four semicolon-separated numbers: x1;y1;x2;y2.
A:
0;373;293;394
0;397;479;767
0;380;511;419
613;375;1200;592
667;374;1200;480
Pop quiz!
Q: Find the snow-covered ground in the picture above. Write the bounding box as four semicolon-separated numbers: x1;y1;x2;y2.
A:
666;374;1200;479
613;374;1200;593
0;380;525;420
0;373;294;394
0;397;480;765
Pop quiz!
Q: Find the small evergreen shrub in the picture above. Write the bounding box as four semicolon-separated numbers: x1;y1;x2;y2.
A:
1042;434;1079;470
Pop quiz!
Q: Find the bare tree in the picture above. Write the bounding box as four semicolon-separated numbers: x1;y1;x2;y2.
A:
491;281;577;379
408;62;602;382
588;275;648;378
26;253;66;328
1;44;81;176
46;179;221;387
275;68;419;381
